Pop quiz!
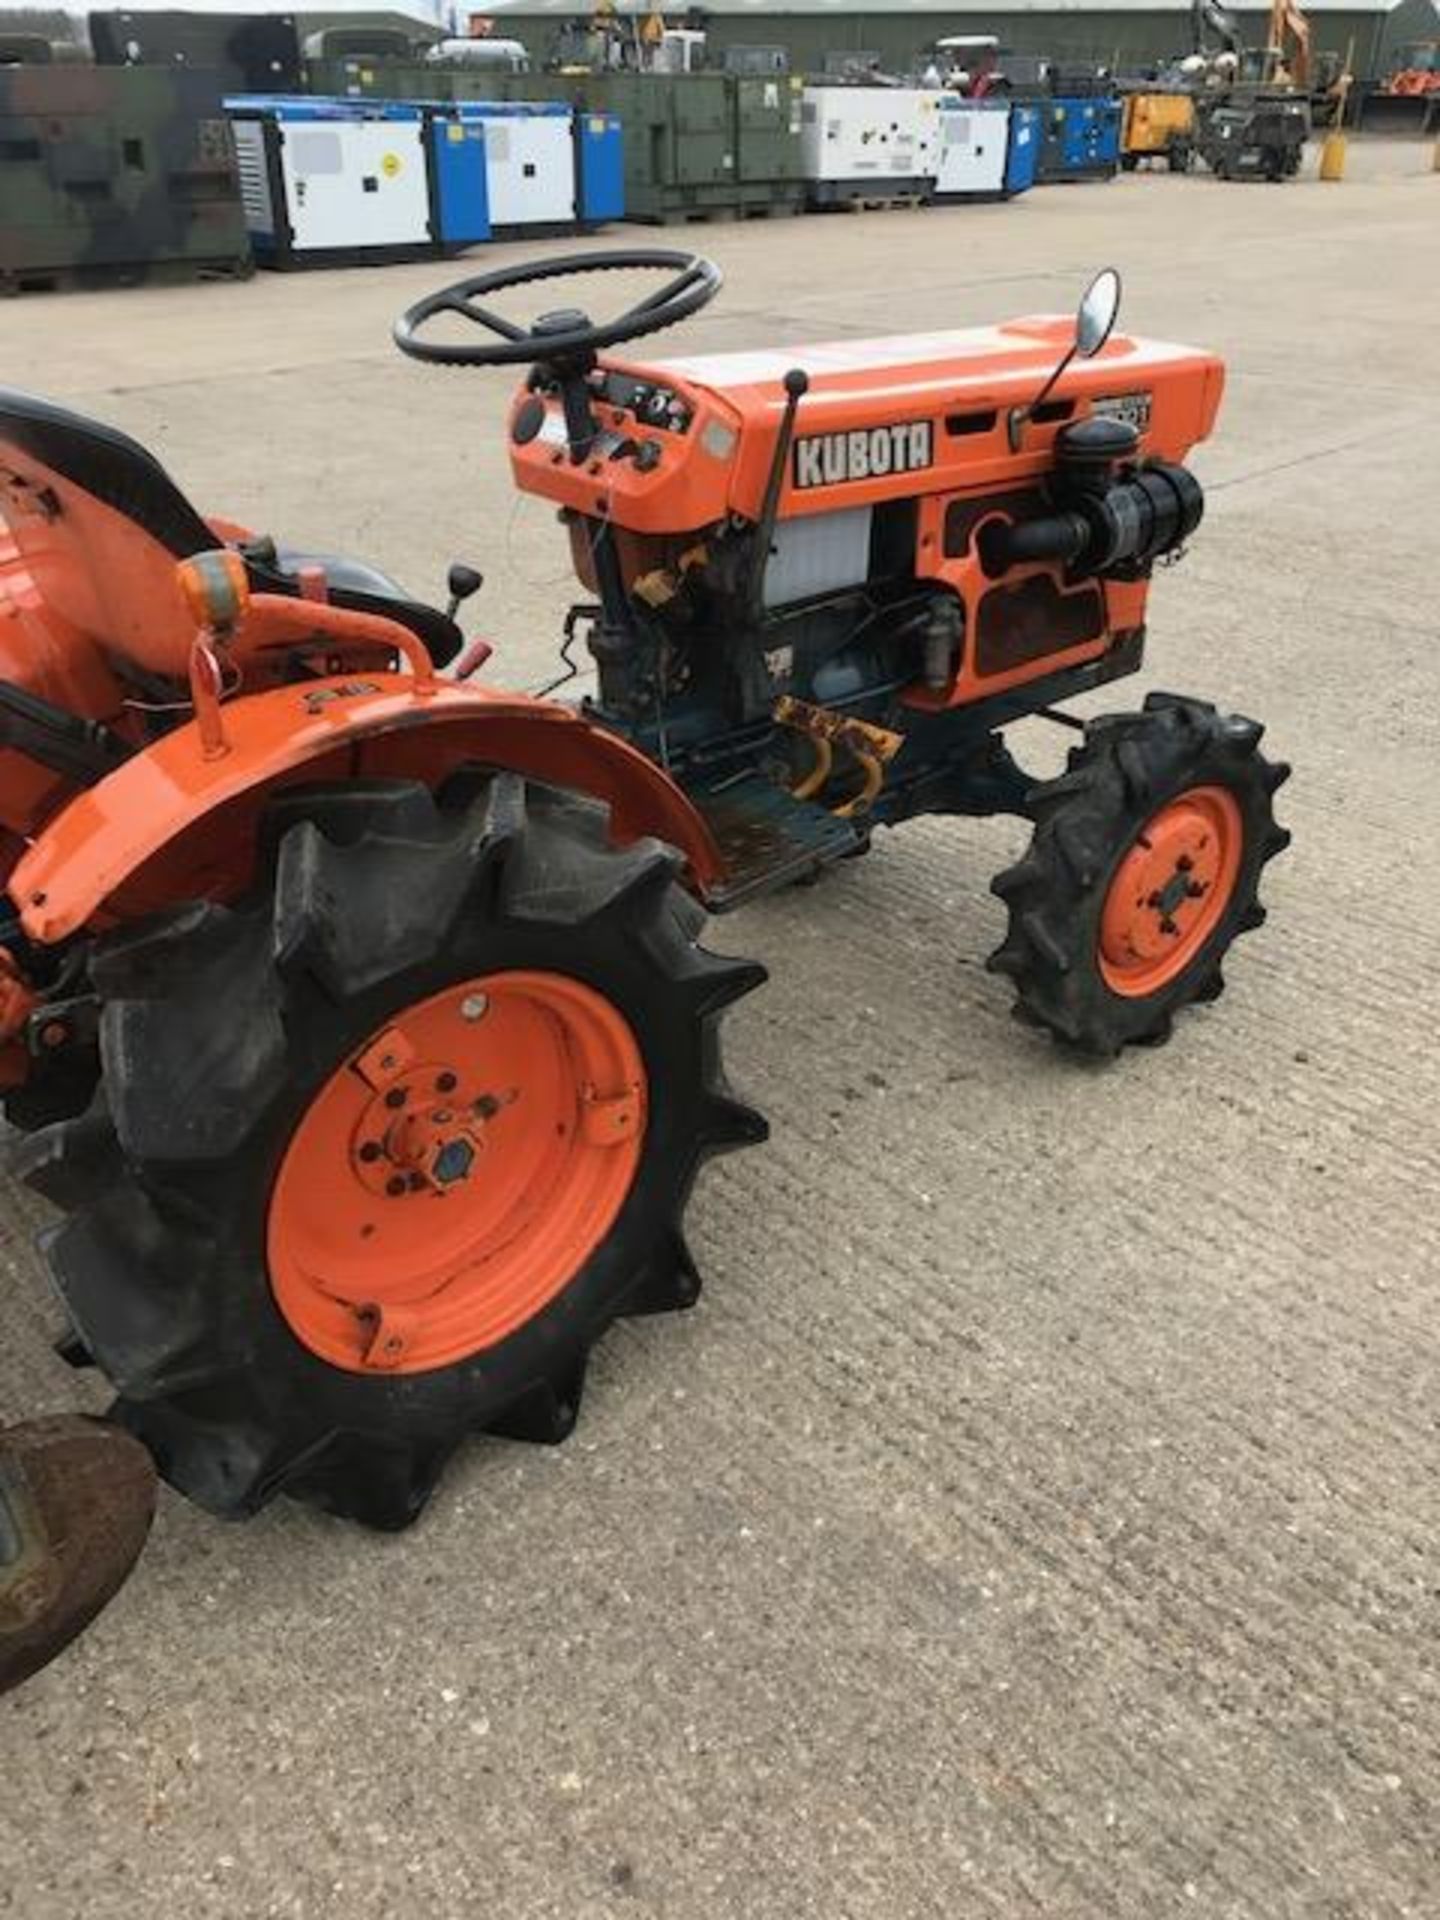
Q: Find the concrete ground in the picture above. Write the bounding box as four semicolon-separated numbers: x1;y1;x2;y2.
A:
2;134;1437;1919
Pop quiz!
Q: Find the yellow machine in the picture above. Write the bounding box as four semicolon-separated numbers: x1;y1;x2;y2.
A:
1120;91;1199;170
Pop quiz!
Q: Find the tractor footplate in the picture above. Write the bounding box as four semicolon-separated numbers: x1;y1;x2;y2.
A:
693;770;867;910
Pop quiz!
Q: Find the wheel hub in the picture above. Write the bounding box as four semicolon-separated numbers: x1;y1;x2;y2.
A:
351;1066;494;1199
1098;786;1244;997
268;971;647;1375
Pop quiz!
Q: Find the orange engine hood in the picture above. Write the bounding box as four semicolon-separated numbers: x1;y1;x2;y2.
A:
509;316;1226;537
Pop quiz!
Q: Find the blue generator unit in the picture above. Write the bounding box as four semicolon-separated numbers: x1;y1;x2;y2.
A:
576;111;624;225
1037;96;1123;182
428;105;622;249
448;101;576;236
427;110;491;249
1004;102;1043;196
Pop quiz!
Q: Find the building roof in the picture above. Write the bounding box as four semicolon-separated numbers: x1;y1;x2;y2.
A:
481;0;1405;16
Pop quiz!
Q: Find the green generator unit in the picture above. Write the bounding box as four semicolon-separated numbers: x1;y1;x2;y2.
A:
0;65;251;290
483;71;804;224
729;72;806;212
587;73;734;221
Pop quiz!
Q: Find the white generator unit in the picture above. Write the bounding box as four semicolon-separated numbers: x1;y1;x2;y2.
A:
800;86;941;203
932;99;1011;200
453;102;575;232
228;98;432;267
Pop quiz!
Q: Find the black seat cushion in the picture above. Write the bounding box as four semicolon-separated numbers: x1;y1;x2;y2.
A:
245;546;462;669
0;387;463;670
0;384;217;556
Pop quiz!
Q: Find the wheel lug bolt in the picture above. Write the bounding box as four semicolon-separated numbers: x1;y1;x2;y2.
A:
1177;854;1194;873
385;1087;407;1110
385;1176;407;1198
436;1071;458;1094
461;993;489;1022
358;1142;382;1164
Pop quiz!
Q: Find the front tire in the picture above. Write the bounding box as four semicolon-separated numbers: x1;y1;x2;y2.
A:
987;694;1289;1056
12;776;767;1528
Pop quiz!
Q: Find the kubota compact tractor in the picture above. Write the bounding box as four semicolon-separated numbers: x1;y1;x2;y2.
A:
0;251;1288;1533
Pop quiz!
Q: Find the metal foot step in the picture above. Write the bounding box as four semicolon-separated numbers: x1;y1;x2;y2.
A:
692;770;867;910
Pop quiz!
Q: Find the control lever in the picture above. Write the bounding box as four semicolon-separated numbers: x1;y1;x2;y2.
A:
748;368;810;624
446;563;483;621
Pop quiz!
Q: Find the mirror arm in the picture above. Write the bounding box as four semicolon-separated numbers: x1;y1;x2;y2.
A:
1007;343;1077;453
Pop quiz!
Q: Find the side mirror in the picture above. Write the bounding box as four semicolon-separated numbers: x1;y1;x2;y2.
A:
1008;266;1124;452
1075;267;1122;359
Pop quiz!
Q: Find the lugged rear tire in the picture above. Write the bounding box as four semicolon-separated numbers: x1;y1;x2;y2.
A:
10;775;767;1529
987;692;1290;1056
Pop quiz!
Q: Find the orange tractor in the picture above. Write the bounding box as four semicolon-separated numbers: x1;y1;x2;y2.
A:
0;251;1288;1533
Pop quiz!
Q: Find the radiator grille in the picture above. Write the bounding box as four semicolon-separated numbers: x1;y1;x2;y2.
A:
232;120;273;234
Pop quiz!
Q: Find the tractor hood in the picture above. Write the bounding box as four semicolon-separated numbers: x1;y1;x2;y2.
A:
509;319;1225;536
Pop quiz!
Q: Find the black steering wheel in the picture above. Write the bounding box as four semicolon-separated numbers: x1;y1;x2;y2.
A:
393;248;723;368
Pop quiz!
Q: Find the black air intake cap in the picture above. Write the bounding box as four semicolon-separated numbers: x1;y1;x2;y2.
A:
1057;414;1142;488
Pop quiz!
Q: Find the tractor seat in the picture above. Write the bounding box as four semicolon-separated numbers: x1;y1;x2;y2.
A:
0;387;462;668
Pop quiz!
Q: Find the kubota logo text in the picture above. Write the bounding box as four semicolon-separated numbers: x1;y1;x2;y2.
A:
793;422;934;490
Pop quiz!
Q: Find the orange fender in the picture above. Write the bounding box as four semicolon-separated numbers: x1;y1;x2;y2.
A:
10;677;724;947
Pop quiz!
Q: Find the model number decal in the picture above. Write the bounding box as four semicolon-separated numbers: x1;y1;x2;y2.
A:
1092;391;1153;432
793;421;934;490
303;681;382;714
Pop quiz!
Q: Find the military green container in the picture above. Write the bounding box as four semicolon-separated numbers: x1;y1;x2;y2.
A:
729;71;806;210
304;57;442;102
304;59;547;105
477;71;803;222
0;66;251;290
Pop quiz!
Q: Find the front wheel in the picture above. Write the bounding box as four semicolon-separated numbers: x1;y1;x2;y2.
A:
14;775;767;1528
987;694;1289;1055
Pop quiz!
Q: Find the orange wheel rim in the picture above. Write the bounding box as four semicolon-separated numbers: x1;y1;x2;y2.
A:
1098;785;1244;999
268;971;646;1376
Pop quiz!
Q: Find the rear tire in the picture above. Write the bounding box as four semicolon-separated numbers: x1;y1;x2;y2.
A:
987;694;1289;1056
11;776;767;1529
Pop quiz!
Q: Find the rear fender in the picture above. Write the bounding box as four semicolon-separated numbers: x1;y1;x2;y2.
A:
10;678;724;946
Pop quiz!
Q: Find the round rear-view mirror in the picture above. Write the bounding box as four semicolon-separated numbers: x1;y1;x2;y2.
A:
1076;267;1122;359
